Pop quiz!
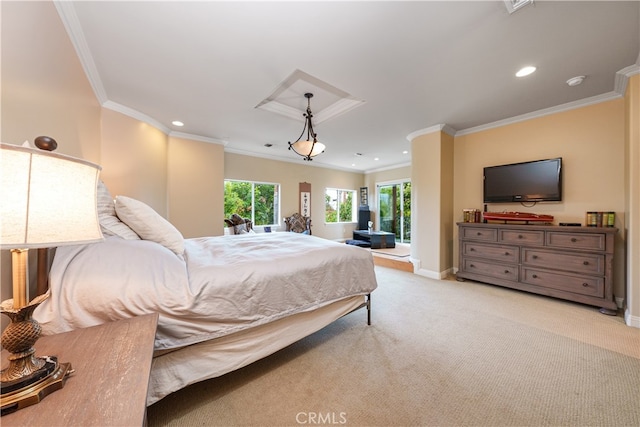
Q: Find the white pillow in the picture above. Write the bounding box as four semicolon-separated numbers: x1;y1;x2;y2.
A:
114;196;184;256
97;181;140;240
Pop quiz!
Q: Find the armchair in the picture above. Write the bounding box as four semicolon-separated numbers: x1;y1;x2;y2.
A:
225;213;253;235
284;213;312;235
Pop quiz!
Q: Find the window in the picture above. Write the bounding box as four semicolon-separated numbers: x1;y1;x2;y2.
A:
325;188;356;223
378;180;411;243
224;180;280;226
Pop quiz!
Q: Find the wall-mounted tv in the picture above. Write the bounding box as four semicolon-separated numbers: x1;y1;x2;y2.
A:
483;158;562;203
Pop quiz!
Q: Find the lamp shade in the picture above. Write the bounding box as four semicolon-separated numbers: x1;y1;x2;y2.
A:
290;140;326;158
0;143;104;249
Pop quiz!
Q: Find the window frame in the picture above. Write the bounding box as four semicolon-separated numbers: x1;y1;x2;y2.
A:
324;187;357;224
224;179;281;227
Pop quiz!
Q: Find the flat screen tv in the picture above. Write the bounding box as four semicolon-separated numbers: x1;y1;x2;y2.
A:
483;158;562;203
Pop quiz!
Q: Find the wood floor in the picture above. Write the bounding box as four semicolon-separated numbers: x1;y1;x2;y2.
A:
370;243;413;272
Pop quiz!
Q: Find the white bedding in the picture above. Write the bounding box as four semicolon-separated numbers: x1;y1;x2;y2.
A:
34;232;377;351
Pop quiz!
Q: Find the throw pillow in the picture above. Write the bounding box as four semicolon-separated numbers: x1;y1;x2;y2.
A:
97;181;140;240
114;195;184;257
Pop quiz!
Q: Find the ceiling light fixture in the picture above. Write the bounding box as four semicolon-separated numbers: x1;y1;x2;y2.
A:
288;93;325;161
171;120;184;127
516;66;536;77
566;75;585;86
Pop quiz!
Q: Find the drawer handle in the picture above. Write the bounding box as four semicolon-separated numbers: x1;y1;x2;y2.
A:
470;264;475;268
504;251;510;256
582;283;589;287
532;274;538;279
470;248;475;251
571;238;577;242
583;261;589;265
518;235;523;239
477;232;482;236
532;255;538;259
504;270;510;274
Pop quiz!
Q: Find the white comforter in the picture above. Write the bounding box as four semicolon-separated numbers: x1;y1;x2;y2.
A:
34;233;377;350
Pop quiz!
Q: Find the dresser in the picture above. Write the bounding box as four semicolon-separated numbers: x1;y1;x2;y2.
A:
456;222;617;314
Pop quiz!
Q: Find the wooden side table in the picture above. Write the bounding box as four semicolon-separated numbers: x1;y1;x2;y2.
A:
1;313;158;426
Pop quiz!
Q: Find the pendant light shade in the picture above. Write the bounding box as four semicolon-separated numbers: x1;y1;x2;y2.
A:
288;93;325;161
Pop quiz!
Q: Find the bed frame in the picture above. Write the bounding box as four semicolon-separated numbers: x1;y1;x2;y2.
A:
35;247;372;404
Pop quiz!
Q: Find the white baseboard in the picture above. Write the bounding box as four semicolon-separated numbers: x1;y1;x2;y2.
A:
415;266;452;280
624;308;640;328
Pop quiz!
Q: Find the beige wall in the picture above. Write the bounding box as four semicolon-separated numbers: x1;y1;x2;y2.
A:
0;1;102;163
624;74;640;324
453;100;627;303
100;109;168;215
168;137;225;238
410;131;454;278
224;153;365;240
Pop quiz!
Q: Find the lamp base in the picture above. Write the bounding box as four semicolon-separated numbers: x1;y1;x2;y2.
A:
0;357;73;416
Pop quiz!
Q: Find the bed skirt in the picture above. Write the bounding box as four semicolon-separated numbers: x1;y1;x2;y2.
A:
147;294;367;405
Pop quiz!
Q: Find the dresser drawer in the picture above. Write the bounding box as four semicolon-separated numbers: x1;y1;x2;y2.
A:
461;227;497;242
463;242;518;263
461;258;518;281
546;231;606;251
521;248;604;275
521;267;604;298
499;229;545;246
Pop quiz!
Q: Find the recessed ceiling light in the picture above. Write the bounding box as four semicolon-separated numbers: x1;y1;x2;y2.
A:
172;120;184;127
374;157;379;161
402;150;409;154
516;66;536;77
566;76;585;86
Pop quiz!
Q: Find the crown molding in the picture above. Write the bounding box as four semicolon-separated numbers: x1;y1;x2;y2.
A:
54;1;107;104
102;101;170;134
169;132;228;146
364;161;411;175
455;92;620;137
614;63;640;95
406;124;456;142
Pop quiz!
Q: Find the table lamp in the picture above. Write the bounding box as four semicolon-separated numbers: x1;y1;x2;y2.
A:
0;140;103;414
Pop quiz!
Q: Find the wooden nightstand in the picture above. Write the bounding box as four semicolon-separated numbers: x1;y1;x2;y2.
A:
1;313;158;426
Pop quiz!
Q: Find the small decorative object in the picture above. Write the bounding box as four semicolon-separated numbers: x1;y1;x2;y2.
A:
368;220;373;233
463;209;481;223
264;226;272;233
299;182;311;217
586;211;616;227
360;187;368;207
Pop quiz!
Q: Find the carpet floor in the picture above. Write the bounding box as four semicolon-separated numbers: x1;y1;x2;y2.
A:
147;267;640;427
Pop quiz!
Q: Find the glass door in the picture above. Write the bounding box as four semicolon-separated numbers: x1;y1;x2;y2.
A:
377;181;411;243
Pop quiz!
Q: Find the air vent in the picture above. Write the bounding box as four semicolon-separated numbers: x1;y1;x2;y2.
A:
504;0;534;14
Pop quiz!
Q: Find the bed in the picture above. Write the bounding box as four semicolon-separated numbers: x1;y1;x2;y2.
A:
33;192;377;405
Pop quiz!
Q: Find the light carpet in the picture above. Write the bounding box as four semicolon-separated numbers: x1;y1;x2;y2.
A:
147;267;640;427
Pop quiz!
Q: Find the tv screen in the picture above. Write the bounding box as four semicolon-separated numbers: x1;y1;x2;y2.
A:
483;158;562;203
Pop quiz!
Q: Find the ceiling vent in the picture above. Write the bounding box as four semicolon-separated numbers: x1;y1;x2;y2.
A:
504;0;534;14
